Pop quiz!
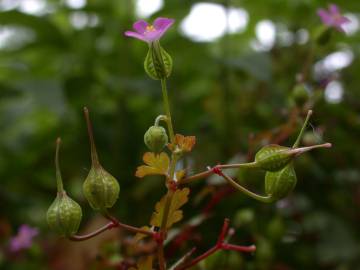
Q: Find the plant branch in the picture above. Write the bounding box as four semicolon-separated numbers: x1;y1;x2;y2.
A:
69;217;154;242
178;162;257;185
174;219;256;270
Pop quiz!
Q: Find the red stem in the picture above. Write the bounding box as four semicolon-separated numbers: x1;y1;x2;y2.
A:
174;219;256;270
69;218;154;242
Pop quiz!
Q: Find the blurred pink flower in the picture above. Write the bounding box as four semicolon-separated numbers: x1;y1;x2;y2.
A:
317;4;350;32
9;224;38;252
125;17;174;43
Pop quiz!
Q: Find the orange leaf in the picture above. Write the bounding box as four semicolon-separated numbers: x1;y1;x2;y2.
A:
171;134;196;152
150;188;190;229
135;152;170;178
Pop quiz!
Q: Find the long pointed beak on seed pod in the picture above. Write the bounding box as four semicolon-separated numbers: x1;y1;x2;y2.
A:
46;138;82;237
82;108;120;212
253;110;331;172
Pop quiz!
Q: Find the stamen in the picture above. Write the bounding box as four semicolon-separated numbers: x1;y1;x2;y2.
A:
145;25;155;32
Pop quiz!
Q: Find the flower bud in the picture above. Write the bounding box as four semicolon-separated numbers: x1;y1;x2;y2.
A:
144;41;172;80
47;138;82;237
264;163;297;201
83;108;120;211
144;125;168;153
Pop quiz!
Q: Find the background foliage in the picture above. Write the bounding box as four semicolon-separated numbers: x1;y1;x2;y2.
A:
0;0;359;269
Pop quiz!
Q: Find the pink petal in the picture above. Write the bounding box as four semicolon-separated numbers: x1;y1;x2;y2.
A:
154;17;175;31
144;30;163;42
329;4;340;15
338;16;351;24
317;9;332;25
124;31;148;42
153;17;175;39
133;20;149;34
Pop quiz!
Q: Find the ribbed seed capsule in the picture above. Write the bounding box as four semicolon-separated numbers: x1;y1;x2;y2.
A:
46;138;82;237
254;145;293;171
264;163;297;201
144;125;168;153
83;107;120;211
47;191;82;237
83;166;120;210
144;41;172;80
253;110;331;172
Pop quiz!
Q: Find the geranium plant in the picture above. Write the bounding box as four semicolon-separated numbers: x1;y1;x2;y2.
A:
46;14;336;270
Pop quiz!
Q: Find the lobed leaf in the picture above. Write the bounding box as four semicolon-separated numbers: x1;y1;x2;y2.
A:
168;134;196;153
150;188;190;229
135;152;170;178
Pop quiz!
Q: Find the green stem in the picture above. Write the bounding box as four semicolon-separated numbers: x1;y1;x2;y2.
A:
55;138;64;193
160;79;175;144
292;110;312;148
84;107;100;167
220;172;273;203
155;115;168;126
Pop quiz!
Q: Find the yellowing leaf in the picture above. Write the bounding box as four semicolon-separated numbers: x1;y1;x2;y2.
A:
169;134;196;153
135;152;170;178
129;256;153;270
176;170;186;181
150;188;190;229
134;226;151;243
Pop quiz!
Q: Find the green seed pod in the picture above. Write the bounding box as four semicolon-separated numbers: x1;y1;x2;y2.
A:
83;165;120;210
254;145;293;172
291;83;310;106
264;163;297;201
47;191;82;237
144;125;168;153
144;41;172;80
83;108;120;211
47;138;82;237
253;110;331;172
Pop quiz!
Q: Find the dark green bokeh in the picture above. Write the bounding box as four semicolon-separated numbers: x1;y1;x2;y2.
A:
1;0;360;269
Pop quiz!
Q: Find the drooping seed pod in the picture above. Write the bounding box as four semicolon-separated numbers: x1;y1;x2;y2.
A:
47;138;82;237
82;107;120;211
264;163;297;201
144;125;168;153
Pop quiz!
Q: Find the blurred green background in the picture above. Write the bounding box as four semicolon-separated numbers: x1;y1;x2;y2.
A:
0;0;360;269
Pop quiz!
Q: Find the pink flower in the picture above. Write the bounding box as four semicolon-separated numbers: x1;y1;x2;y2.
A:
9;224;38;252
125;17;174;43
317;4;350;32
